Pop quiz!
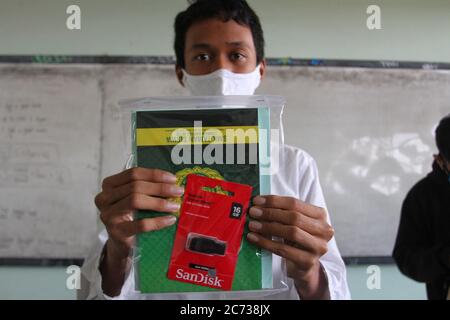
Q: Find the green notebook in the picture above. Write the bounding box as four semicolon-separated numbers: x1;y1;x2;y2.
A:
132;107;272;293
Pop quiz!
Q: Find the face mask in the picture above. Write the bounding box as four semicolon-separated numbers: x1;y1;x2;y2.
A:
182;65;261;96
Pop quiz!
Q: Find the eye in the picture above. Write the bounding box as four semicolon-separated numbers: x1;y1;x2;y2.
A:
230;52;246;61
194;53;211;62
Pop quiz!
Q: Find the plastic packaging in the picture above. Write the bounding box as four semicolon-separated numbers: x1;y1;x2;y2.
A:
118;95;288;299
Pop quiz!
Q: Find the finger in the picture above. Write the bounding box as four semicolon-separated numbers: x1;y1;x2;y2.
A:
248;220;327;255
247;232;316;271
253;195;326;220
118;216;177;238
101;193;180;221
95;191;109;211
97;181;184;209
102;168;177;190
249;207;334;239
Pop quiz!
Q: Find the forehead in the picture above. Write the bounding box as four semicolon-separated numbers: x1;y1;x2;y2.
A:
185;18;255;50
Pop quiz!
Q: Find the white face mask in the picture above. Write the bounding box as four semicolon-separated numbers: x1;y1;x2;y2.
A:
182;65;261;96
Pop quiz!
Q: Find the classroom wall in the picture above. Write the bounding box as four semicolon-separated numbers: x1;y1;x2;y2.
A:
0;265;426;300
0;0;449;62
0;0;444;299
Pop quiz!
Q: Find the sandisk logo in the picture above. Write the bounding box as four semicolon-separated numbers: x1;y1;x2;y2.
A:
176;268;224;287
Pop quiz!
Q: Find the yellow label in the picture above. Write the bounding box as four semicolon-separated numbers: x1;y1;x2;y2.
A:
136;126;259;146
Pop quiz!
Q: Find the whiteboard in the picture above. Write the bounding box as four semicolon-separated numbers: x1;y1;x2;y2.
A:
258;67;450;256
1;62;449;261
0;64;102;259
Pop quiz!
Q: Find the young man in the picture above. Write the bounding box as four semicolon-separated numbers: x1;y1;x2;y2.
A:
80;0;350;300
393;115;450;300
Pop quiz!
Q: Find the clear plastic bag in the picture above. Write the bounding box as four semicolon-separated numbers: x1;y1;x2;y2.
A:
118;95;288;299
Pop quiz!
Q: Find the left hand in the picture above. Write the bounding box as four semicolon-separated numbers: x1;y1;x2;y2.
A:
246;195;334;297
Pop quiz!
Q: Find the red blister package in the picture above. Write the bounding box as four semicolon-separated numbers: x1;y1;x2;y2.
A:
167;174;253;290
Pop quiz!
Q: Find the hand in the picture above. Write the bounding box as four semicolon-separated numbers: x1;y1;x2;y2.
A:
95;167;184;260
246;195;334;299
95;167;184;296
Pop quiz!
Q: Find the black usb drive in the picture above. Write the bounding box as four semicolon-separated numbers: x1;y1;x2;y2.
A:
186;234;226;256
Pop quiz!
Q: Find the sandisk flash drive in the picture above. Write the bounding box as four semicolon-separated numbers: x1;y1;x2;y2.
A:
186;233;226;256
167;175;253;290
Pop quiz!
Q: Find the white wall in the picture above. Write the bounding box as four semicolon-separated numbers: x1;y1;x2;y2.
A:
0;265;426;300
0;0;449;62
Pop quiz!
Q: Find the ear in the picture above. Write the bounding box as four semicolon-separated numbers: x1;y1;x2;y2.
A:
259;59;267;80
434;154;444;170
175;64;185;87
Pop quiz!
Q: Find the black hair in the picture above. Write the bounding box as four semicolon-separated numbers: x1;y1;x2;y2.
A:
174;0;265;68
436;114;450;161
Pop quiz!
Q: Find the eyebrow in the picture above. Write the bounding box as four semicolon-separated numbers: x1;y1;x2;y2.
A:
225;41;252;49
189;42;252;50
190;43;212;50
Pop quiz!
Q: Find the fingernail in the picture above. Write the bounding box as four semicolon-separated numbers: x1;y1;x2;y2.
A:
164;173;177;183
249;207;263;218
249;221;262;231
247;232;259;242
163;216;177;226
253;196;266;206
170;185;184;195
166;201;181;211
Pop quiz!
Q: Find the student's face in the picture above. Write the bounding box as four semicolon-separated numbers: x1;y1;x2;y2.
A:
176;18;266;85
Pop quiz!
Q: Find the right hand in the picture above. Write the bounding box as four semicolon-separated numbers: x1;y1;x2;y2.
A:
95;167;184;260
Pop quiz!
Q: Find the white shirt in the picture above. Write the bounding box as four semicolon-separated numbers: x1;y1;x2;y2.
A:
79;145;351;300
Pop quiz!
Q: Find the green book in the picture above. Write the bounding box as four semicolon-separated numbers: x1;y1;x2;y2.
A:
132;107;272;293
